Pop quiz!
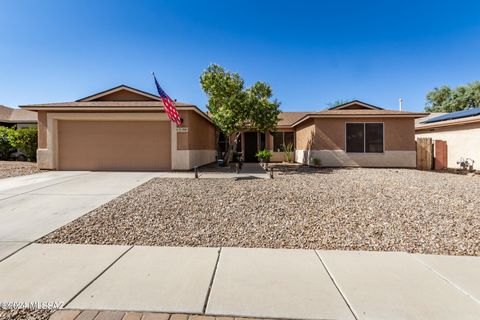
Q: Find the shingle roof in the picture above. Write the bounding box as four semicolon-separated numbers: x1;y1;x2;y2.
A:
76;84;162;102
20;101;195;108
327;100;384;110
285;109;427;127
0;105;37;123
277;112;309;127
21;85;196;110
316;109;425;116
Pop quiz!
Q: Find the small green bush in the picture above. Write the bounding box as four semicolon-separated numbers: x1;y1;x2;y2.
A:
0;127;17;160
12;127;38;161
311;156;322;166
256;149;273;162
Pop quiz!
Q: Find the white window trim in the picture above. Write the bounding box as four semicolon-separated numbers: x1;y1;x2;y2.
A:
345;122;385;154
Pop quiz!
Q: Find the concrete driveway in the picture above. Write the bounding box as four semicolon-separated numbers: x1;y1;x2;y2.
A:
0;171;159;247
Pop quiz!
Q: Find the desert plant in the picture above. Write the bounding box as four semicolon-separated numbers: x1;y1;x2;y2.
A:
283;143;294;163
256;149;273;163
0;127;17;160
11;127;38;161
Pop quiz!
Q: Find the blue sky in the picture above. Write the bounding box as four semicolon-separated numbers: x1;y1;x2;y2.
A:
1;1;480;112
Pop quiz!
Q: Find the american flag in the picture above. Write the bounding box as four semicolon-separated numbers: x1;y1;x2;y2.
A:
153;73;182;126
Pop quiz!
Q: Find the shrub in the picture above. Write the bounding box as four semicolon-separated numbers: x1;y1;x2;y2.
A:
311;156;322;166
0;127;17;160
283;143;294;163
12;127;38;161
256;149;273;162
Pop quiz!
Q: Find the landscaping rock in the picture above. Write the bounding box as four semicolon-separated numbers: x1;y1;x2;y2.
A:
0;161;42;179
39;168;480;256
0;309;54;320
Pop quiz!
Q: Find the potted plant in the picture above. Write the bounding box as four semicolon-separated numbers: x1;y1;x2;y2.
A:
256;149;273;169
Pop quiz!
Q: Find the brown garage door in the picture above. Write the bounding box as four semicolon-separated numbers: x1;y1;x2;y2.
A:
58;120;171;171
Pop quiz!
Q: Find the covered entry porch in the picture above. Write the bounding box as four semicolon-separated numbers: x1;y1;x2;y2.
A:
218;130;295;163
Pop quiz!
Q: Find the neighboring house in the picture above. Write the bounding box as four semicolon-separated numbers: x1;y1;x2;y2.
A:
0;105;37;128
21;86;425;171
20;85;216;171
237;100;426;168
416;108;480;169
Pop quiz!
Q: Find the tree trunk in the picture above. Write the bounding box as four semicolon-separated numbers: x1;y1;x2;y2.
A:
223;132;241;166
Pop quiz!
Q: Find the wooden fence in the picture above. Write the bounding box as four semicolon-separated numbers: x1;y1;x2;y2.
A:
416;138;433;170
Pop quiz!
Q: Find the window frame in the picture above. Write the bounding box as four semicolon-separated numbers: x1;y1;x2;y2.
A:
272;131;295;152
345;122;384;154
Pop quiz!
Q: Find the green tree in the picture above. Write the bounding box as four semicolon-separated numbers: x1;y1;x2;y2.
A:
200;64;281;164
12;127;38;161
425;81;480;112
327;99;352;109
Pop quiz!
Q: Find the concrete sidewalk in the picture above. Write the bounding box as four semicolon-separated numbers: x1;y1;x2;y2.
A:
0;244;479;320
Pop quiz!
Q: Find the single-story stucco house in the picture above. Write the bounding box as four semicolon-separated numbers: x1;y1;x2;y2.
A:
416;108;480;169
0;105;37;129
21;85;426;171
21;85;216;171
269;100;426;167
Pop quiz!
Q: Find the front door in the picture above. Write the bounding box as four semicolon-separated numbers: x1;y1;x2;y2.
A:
244;132;258;162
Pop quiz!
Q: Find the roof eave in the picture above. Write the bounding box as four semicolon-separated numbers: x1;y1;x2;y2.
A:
415;117;480;131
292;113;428;127
19;105;213;124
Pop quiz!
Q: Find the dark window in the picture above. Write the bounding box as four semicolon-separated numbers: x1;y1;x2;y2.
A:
236;134;242;152
218;132;227;154
260;132;266;150
272;132;295;152
284;132;294;147
346;123;384;153
365;123;383;153
273;132;284;152
346;123;365;153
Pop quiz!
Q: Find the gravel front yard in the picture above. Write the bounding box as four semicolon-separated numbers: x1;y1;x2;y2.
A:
0;161;42;179
0;309;54;320
40;169;480;256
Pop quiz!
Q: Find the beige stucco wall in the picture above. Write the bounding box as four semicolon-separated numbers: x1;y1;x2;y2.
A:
186;110;216;150
301;117;415;151
295;150;416;167
295;119;315;150
294;117;416;167
36;110;215;171
37;111;48;149
177;110;216;151
416;122;480;169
